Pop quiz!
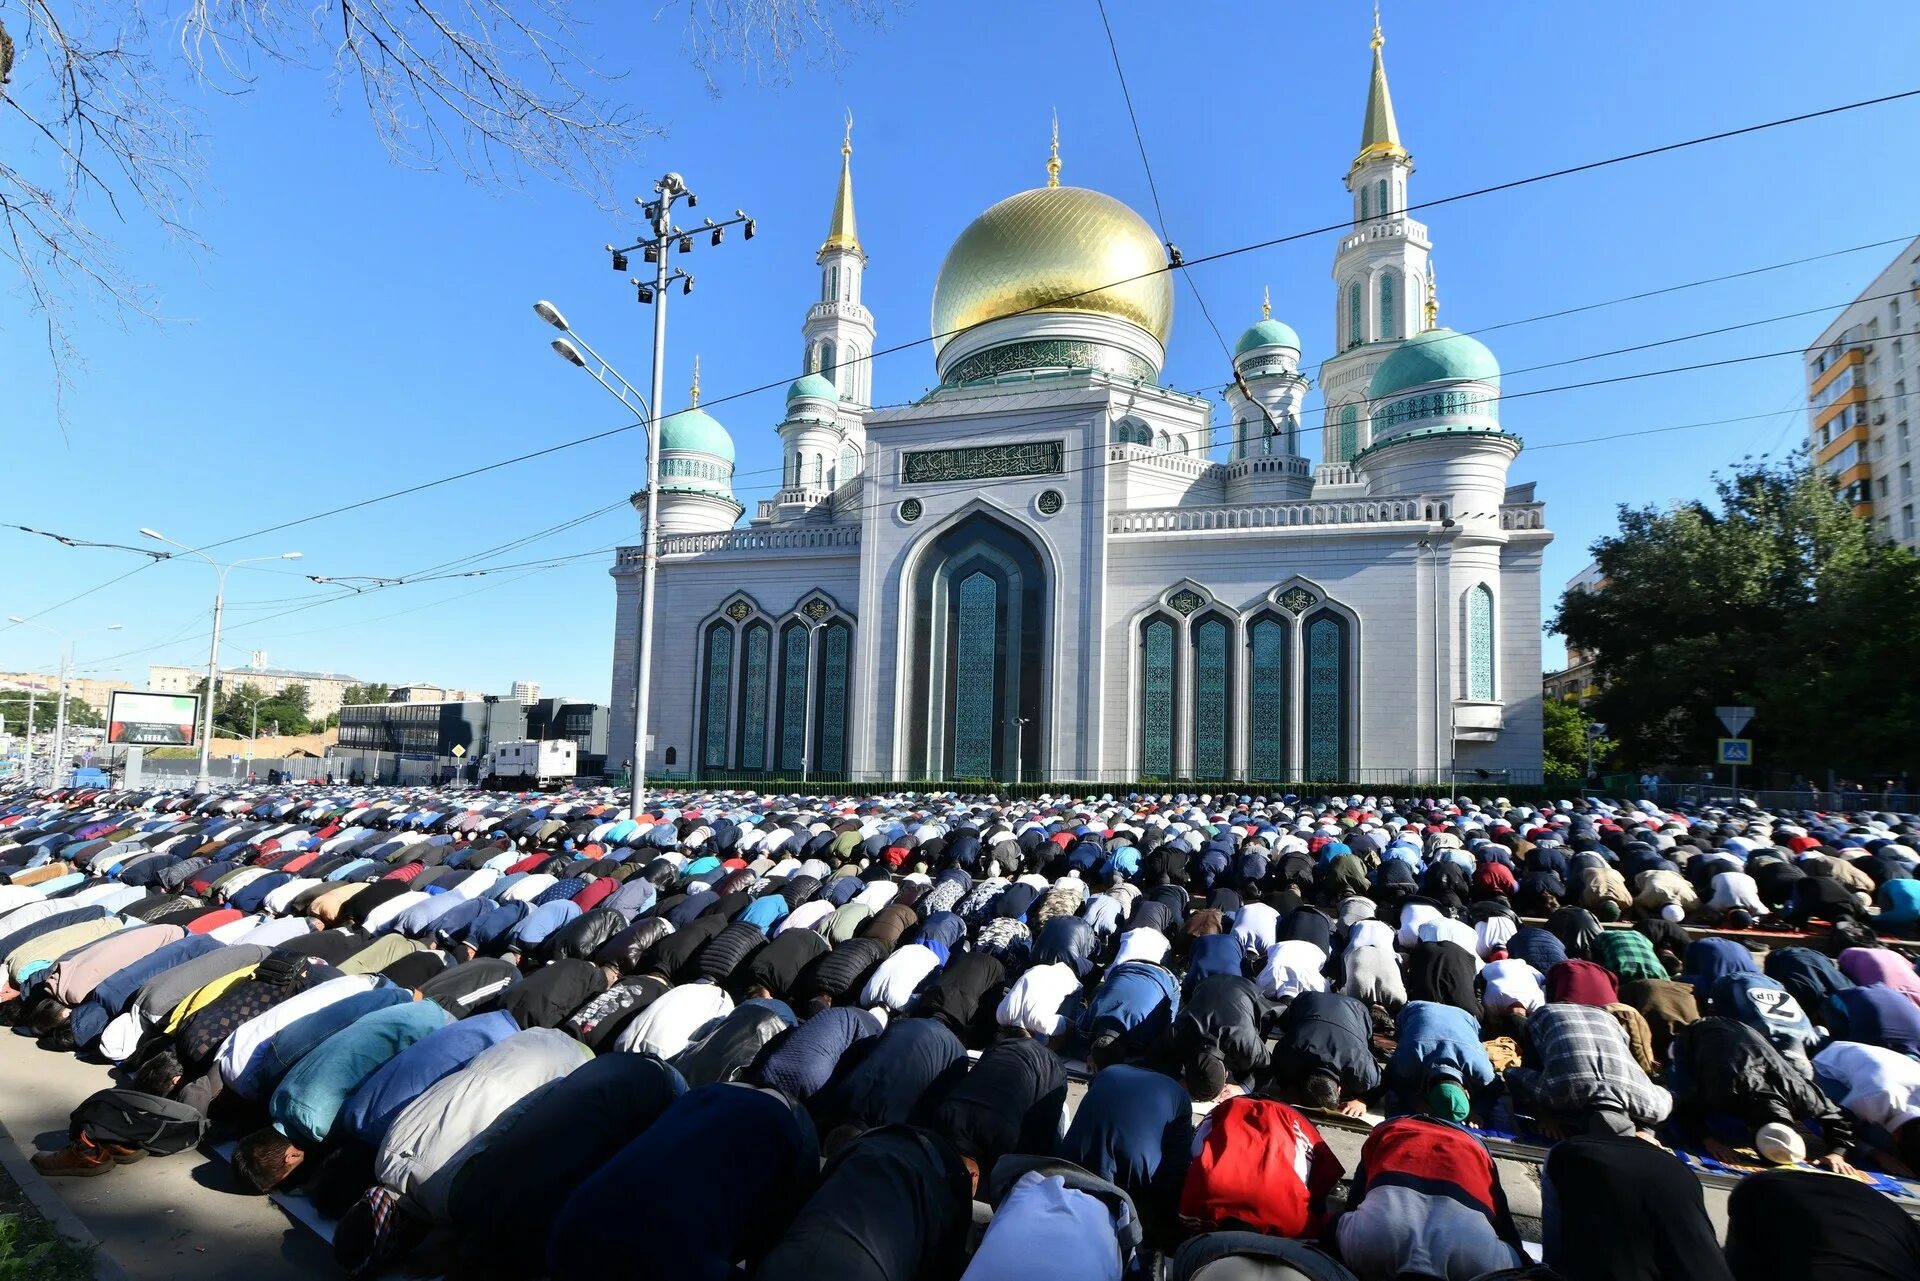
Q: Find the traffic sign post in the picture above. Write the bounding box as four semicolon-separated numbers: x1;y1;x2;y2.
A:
1714;707;1755;795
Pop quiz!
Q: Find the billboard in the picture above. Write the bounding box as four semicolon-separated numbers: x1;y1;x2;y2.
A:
107;691;202;746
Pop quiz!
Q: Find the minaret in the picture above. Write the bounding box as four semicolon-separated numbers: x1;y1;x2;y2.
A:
801;112;876;407
1316;4;1432;473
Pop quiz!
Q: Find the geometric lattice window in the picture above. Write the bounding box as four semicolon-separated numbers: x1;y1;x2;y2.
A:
1304;612;1348;780
1335;404;1359;464
701;623;733;770
1249;615;1288;780
1192;616;1229;778
1375;178;1388;218
1359;185;1370;223
1348;281;1364;349
736;621;770;771
1379;271;1397;342
1467;584;1495;701
778;622;809;772
815;621;851;777
1141;616;1175;777
951;571;999;778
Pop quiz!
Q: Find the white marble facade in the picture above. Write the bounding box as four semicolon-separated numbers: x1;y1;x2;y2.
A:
609;22;1552;785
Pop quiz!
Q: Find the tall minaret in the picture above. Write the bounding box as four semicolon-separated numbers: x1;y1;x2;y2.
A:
1316;5;1432;471
801;112;876;407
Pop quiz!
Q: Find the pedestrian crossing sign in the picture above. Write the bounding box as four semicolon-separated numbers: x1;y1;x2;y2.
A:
1718;738;1752;764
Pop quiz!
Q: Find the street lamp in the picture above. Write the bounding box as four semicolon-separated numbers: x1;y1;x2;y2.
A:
530;173;753;817
6;618;121;788
140;530;301;790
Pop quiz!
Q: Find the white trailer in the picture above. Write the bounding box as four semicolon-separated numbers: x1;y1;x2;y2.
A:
484;739;577;789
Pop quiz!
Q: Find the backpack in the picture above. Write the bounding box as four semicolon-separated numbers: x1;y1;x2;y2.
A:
1178;1097;1342;1239
71;1088;206;1156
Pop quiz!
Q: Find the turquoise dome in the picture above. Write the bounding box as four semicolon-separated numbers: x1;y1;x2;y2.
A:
787;373;838;403
1369;328;1501;399
658;407;735;464
1233;318;1301;359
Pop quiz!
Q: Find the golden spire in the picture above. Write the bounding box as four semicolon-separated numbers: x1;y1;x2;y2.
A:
1046;109;1061;188
1353;3;1410;173
821;109;862;256
1424;266;1439;330
689;355;701;407
1262;286;1272;321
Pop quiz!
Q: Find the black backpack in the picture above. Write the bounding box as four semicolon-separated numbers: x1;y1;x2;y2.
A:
71;1088;207;1156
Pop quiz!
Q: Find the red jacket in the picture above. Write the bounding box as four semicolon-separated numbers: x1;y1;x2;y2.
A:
1179;1096;1343;1238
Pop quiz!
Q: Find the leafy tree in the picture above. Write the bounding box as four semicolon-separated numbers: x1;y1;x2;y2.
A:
1552;457;1920;782
340;683;393;707
1541;696;1612;789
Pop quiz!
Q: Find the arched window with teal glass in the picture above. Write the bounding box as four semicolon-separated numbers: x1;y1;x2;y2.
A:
813;620;852;777
1336;404;1359;463
699;621;734;771
1191;614;1231;778
1379;272;1397;341
1376;177;1388;216
1359;185;1370;223
1248;614;1288;779
1139;615;1176;776
735;621;770;770
1303;610;1350;780
1347;282;1364;348
1467;584;1496;701
777;622;809;772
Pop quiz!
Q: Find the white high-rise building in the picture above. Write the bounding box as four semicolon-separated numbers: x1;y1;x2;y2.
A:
512;680;541;705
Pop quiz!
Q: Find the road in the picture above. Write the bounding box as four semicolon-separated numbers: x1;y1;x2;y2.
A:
0;1032;335;1281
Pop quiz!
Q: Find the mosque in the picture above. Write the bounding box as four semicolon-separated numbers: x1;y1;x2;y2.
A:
608;17;1552;786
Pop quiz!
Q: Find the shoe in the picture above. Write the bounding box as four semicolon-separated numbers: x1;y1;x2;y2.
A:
31;1146;115;1177
103;1142;147;1165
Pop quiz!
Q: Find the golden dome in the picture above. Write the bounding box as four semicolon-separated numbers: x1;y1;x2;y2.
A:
930;185;1174;355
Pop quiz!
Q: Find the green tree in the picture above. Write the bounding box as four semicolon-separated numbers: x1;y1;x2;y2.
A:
1541;696;1611;789
340;683;392;708
256;684;312;737
1552;457;1920;781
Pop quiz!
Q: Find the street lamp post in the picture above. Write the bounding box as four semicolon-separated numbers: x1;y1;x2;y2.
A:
6;619;122;788
531;174;754;817
139;530;302;790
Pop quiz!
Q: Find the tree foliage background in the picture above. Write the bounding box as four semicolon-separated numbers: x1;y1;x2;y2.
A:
1551;458;1920;784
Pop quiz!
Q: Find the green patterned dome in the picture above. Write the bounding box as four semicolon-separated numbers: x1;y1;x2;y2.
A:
1369;328;1501;399
787;373;838;403
1233;318;1301;359
659;406;735;464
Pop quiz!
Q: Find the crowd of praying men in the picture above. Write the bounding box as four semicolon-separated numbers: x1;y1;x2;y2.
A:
3;781;1920;1281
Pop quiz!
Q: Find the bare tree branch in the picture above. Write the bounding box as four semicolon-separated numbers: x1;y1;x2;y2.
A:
0;0;892;433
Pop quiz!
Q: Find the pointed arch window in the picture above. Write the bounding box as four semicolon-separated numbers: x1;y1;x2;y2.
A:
1379;272;1397;341
824;265;839;303
777;622;809;772
949;572;999;777
1348;282;1364;348
735;621;771;770
1139;615;1176;777
699;622;734;771
1337;404;1359;464
814;620;852;777
1304;611;1350;780
1248;615;1289;779
1359;185;1370;223
1376;178;1388;216
1467;585;1496;701
839;446;858;483
1191;615;1231;778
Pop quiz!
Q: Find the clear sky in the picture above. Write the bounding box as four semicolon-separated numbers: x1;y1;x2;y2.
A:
4;1;1919;702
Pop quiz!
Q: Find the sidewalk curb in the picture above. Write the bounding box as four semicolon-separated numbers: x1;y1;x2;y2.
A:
0;1116;134;1281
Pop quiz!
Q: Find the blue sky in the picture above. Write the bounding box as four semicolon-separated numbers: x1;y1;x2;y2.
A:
4;1;1919;702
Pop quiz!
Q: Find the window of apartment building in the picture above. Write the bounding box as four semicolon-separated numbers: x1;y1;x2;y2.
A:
1900;421;1912;453
1871;357;1883;385
1906;506;1917;542
1879;475;1891;499
1904;462;1914;499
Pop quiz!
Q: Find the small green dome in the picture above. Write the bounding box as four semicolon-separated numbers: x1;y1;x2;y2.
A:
787;373;839;403
1233;318;1301;359
1369;328;1501;399
659;406;735;464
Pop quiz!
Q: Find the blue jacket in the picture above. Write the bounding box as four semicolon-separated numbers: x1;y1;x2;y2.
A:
338;1009;519;1146
68;934;225;1047
1080;961;1180;1051
271;1000;452;1148
1387;1001;1495;1101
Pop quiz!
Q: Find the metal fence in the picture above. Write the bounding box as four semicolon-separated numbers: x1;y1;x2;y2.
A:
1628;782;1920;813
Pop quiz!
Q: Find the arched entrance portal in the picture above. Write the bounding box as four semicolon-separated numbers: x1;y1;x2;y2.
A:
907;512;1048;779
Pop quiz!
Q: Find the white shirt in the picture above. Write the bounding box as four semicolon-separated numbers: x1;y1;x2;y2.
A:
206;914;267;944
1347;919;1396;952
1482;958;1547;1013
1418;918;1483;968
1231;903;1280;955
1475;915;1519;960
996;962;1082;1038
499;874;556;905
0;885;46;919
1258;940;1330;1000
263;877;322;916
861;943;944;1012
1112;927;1170;967
215;974;382;1098
1396;903;1444;950
615;983;733;1058
1814;1040;1920;1131
853;881;900;913
232;916;316;949
777;901;836;936
363;891;431;935
1708;872;1767;916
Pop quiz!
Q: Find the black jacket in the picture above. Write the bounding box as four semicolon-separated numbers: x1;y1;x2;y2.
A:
1668;1016;1853;1145
1267;990;1380;1096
